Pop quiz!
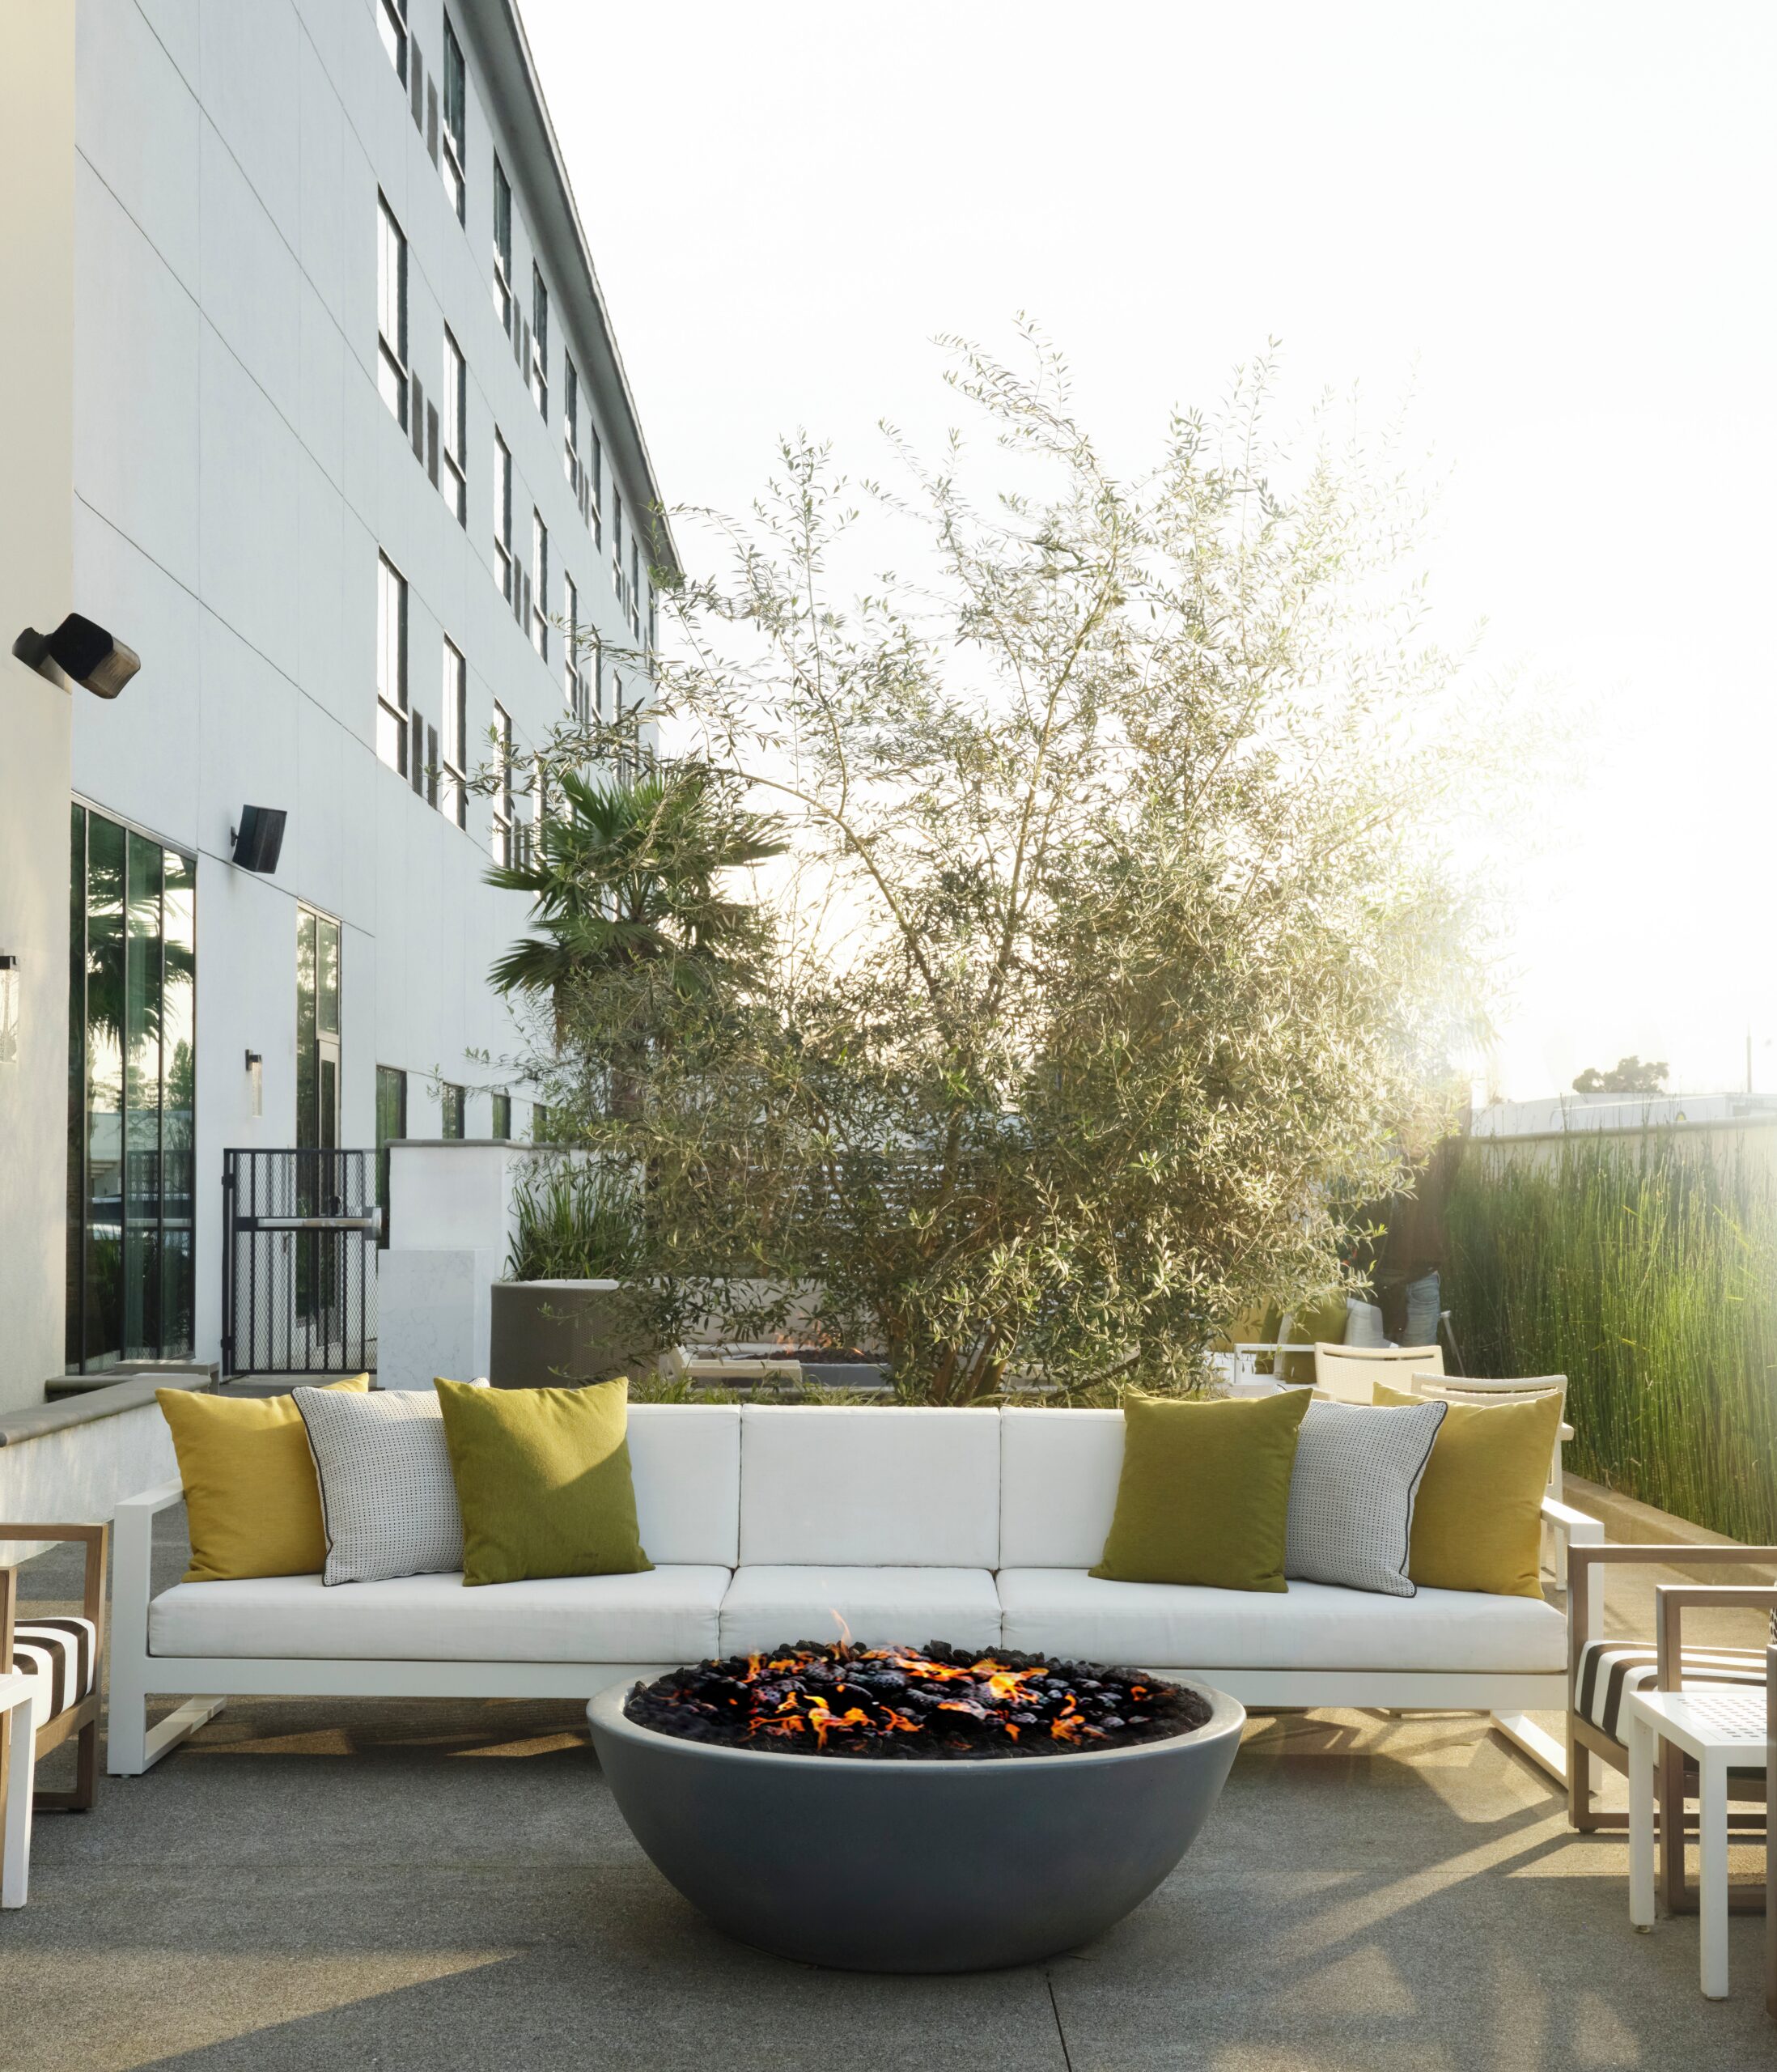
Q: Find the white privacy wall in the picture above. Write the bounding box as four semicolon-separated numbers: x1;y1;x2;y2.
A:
66;0;666;1369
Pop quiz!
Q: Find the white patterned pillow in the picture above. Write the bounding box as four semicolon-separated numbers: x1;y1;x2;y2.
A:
294;1386;479;1586
1284;1398;1447;1597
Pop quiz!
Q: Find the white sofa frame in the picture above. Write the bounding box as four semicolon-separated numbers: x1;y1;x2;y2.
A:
108;1474;1602;1783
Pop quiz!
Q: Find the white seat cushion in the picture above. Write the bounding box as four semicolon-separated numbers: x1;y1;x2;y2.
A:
999;1408;1124;1568
628;1404;740;1565
11;1617;98;1720
149;1567;730;1663
997;1569;1566;1674
739;1407;1000;1567
719;1566;1003;1656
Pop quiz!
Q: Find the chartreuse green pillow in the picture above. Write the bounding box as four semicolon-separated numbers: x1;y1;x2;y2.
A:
434;1378;652;1586
1092;1388;1313;1592
1375;1380;1563;1598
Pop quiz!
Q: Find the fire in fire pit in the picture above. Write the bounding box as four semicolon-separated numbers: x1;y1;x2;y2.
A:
625;1640;1211;1760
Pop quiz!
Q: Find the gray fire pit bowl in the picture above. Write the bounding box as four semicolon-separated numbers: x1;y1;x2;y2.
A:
586;1676;1244;1972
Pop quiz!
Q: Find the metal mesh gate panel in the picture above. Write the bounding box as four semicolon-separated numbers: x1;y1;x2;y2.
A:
222;1149;379;1377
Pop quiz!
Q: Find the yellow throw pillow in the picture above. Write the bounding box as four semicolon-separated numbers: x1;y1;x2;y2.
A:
1374;1380;1563;1597
434;1377;652;1586
158;1377;371;1582
1092;1389;1313;1592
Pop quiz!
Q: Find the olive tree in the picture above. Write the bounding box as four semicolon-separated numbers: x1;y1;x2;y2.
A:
524;337;1499;1399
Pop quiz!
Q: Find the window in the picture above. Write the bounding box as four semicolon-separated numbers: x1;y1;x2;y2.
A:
490;1092;511;1140
378;0;407;83
442;329;467;524
490;703;512;864
375;554;408;774
376;196;408;428
563;357;579;488
648;588;658;656
562;574;583;716
630;541;643;640
440;17;466;223
439;639;467;828
409;707;437;807
375;1065;407;1247
530;265;549;418
531;512;548;658
439;1083;464;1140
65;807;197;1372
531;1102;550;1143
493;431;512;599
492;156;513;335
587;427;603;546
612;487;625;609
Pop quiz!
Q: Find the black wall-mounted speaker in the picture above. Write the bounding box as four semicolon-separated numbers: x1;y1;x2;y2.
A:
231;806;286;874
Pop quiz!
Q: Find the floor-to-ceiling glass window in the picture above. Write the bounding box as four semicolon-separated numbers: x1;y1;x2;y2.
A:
66;804;197;1373
295;908;343;1323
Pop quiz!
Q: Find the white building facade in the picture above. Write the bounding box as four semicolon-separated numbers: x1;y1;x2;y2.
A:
11;0;670;1403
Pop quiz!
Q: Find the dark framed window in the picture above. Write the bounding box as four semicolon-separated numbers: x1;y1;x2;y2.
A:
493;431;512;600
375;1064;407;1247
563;574;583;716
440;1083;465;1140
66;805;196;1373
442;328;467;524
490;1091;511;1140
376;552;408;773
440;638;468;827
440;17;466;223
376;195;408;428
531;1103;550;1143
531;265;549;418
563;356;579;488
490;703;512;864
531;511;548;659
378;0;408;83
587;428;603;546
492;156;513;334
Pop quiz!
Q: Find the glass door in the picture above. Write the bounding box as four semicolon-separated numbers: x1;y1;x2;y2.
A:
295;908;343;1327
66;805;197;1372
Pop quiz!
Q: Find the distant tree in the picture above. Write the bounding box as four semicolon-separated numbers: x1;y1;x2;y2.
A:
1572;1056;1669;1096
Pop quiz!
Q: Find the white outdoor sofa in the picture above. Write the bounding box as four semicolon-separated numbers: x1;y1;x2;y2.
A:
108;1404;1602;1781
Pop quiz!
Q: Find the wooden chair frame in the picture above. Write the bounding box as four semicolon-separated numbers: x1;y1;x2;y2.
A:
0;1523;108;1817
1567;1541;1773;1919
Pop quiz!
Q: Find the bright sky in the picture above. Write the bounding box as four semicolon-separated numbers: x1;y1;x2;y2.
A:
519;0;1777;1100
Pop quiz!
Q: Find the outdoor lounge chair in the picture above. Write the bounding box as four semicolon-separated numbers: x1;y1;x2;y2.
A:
1312;1342;1444;1403
1568;1539;1775;1918
0;1522;108;1819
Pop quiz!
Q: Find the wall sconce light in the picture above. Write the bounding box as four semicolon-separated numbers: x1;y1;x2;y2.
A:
245;1050;263;1119
231;806;286;874
0;955;18;1067
12;614;141;698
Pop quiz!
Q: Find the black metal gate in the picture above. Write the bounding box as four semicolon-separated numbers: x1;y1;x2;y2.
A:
221;1149;379;1378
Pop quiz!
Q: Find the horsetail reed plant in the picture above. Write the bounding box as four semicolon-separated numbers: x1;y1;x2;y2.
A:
1446;1132;1777;1542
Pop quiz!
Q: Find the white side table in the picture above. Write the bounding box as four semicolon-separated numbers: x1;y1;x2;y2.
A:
1626;1684;1768;1999
0;1671;40;1909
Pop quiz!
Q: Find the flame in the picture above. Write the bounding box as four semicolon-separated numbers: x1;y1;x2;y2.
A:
830;1611;855;1659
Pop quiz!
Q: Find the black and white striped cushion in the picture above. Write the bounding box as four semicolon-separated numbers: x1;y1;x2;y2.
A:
1576;1634;1770;1747
11;1617;99;1721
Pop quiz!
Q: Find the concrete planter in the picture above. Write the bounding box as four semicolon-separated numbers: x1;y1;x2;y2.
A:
488;1280;662;1390
587;1678;1244;1972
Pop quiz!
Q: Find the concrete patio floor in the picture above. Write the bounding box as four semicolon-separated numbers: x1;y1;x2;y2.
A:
4;1526;1771;2071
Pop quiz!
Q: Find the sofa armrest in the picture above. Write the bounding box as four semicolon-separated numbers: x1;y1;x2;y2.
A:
112;1480;186;1660
0;1522;112;1671
1656;1582;1777;1692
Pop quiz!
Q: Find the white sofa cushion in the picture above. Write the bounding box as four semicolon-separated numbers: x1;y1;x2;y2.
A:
997;1569;1566;1674
149;1567;730;1663
738;1407;1000;1567
719;1566;1003;1656
999;1408;1124;1569
629;1404;740;1566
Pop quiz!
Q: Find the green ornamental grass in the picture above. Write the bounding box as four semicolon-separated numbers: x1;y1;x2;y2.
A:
1446;1133;1777;1543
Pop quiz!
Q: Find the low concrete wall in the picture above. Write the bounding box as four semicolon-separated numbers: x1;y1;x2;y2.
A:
0;1374;206;1565
1566;1471;1777;1586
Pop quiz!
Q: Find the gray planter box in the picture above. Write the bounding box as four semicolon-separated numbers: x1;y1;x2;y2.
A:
489;1280;662;1391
